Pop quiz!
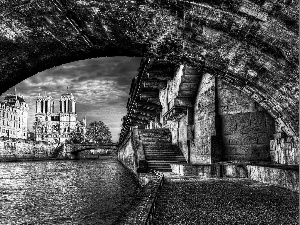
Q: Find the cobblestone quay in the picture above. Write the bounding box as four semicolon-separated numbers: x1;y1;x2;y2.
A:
154;176;299;225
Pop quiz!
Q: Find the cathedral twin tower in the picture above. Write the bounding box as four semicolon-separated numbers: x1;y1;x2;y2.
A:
36;93;76;114
35;92;86;143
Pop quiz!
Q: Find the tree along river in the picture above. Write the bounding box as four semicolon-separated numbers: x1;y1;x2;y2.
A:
0;159;139;224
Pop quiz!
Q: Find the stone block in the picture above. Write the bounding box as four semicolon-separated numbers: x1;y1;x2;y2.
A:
270;150;276;162
223;146;235;155
170;164;182;175
247;165;299;192
197;165;211;177
223;164;237;177
190;153;211;164
182;165;197;175
223;154;247;161
183;66;200;75
270;139;276;150
243;133;258;144
257;132;269;144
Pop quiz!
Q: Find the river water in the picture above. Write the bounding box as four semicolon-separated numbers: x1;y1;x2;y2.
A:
0;159;138;225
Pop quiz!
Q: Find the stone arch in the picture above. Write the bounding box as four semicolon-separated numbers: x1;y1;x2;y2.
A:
0;0;298;137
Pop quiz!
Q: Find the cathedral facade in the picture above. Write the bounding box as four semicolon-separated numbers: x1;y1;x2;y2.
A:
34;92;86;143
0;94;29;139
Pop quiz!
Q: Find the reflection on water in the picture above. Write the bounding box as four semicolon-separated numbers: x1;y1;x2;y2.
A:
0;159;138;225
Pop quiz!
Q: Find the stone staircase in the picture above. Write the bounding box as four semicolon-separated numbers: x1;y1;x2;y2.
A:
138;128;186;172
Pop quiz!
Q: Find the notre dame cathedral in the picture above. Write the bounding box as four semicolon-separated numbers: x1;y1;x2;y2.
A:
34;92;86;143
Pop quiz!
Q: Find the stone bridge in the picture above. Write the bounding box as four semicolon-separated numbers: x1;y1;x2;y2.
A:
69;143;118;154
0;1;298;223
0;0;298;193
0;1;298;139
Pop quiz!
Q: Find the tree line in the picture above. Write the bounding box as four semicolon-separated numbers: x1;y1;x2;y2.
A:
69;121;112;144
29;120;112;144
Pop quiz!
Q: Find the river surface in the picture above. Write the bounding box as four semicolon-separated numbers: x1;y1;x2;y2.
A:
0;159;138;225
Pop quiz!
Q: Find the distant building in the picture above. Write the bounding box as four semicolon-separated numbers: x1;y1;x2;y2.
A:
0;94;29;139
34;92;86;143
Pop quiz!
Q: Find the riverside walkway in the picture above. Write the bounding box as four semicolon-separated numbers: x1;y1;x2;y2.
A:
153;174;299;225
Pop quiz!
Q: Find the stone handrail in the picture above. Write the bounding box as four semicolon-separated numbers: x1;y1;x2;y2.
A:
118;130;132;151
145;171;164;225
117;170;164;225
118;128;148;173
132;128;148;172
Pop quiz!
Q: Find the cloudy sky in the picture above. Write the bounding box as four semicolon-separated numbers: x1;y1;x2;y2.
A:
1;57;142;142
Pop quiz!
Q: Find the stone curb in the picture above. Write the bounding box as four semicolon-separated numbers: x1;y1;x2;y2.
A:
115;171;164;225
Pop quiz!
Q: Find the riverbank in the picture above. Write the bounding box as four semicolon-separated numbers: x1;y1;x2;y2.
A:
113;171;164;225
0;155;116;163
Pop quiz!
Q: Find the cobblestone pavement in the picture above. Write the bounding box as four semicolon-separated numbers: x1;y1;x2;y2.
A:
154;176;299;225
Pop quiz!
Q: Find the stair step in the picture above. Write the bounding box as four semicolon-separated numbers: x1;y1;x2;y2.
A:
149;168;172;172
148;165;171;167
145;155;184;158
148;165;171;168
139;132;171;137
137;128;186;172
139;129;170;134
144;150;181;153
144;148;180;151
141;137;171;142
145;154;184;159
145;152;184;155
143;144;177;150
146;155;185;158
146;156;186;160
147;160;184;163
145;152;184;156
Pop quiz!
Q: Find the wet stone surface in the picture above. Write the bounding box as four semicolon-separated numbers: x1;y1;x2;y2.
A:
154;177;299;225
0;159;139;225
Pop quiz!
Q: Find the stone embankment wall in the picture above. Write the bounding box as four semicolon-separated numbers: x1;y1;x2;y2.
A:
159;69;278;164
247;165;299;192
270;136;299;165
118;128;147;173
160;67;298;165
0;139;57;160
192;73;218;164
118;135;137;172
116;172;164;224
164;115;190;162
155;64;299;191
216;79;275;162
161;72;277;164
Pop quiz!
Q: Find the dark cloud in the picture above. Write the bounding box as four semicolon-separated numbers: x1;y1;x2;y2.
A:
1;57;141;142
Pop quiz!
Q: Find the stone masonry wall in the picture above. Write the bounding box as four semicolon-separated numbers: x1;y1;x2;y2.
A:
0;140;56;159
178;114;188;161
217;80;275;161
191;73;218;164
159;87;168;118
118;136;137;172
166;120;179;145
118;129;148;173
159;68;294;166
164;115;189;161
159;66;184;124
270;137;299;165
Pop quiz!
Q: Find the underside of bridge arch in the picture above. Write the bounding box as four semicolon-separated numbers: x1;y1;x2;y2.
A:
0;1;299;167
